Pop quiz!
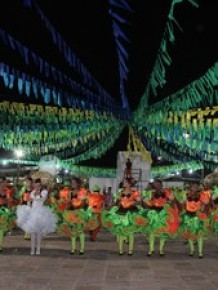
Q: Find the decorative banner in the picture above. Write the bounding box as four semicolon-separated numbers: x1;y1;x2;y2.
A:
126;126;152;164
0;27;101;107
0;158;116;178
62;123;125;164
140;131;218;167
0;101;126;161
23;0;119;112
131;61;218;166
1;1;218;173
1;100;217;167
0;27;124;115
108;0;132;115
151;160;204;178
133;104;218;158
136;62;218;117
0;62;125;118
0;159;206;178
134;0;199;113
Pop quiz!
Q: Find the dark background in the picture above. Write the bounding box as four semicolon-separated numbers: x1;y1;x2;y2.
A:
0;0;217;167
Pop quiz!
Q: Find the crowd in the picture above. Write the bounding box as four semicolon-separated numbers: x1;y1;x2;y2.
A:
0;173;218;259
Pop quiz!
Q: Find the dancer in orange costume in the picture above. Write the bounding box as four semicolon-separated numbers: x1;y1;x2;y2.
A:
88;184;105;241
144;179;179;257
0;176;16;252
180;182;211;258
102;177;141;255
59;177;90;255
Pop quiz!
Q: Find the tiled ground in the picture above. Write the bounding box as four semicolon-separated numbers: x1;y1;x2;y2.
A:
1;228;218;290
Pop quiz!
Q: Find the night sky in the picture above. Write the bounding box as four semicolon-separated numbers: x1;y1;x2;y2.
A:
0;0;217;167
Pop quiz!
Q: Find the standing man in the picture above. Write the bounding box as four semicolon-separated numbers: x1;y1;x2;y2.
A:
124;158;132;178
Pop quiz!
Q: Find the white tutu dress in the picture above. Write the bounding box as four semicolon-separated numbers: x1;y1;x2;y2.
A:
16;189;57;235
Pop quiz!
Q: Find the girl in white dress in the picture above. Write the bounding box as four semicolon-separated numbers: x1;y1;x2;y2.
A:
16;178;57;255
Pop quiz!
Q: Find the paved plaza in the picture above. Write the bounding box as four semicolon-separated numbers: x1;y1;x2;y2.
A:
1;228;218;290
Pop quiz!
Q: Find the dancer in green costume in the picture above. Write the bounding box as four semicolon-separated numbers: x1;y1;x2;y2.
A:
102;177;141;255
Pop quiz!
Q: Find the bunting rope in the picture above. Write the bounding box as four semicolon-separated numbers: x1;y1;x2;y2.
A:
134;0;199;115
108;0;132;114
126;126;152;164
0;27;121;111
0;101;125;160
23;0;118;109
